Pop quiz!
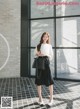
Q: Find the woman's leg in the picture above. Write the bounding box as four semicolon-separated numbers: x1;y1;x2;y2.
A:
37;85;42;102
49;85;53;101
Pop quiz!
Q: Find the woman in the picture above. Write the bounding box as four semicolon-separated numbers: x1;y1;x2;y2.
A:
34;32;54;106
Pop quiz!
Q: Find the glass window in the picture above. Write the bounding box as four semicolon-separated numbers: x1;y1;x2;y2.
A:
56;0;80;16
57;49;80;79
31;19;54;47
31;0;54;18
31;49;36;76
30;0;80;80
49;49;55;78
56;17;80;47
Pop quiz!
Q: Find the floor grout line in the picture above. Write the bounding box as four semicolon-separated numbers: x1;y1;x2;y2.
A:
0;77;80;109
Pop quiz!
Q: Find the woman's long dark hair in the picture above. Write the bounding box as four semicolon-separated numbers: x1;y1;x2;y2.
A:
37;32;50;51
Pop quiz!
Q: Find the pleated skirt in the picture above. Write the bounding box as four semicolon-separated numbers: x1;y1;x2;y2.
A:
35;57;54;86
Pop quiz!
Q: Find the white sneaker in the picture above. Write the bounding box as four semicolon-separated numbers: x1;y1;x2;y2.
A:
38;100;45;105
48;99;53;106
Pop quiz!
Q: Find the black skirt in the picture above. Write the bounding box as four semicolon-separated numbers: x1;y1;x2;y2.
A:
35;56;54;86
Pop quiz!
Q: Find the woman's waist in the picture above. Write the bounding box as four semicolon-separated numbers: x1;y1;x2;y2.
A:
38;56;48;58
38;56;50;65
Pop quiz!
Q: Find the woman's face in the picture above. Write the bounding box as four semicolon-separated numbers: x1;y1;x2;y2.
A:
43;34;49;42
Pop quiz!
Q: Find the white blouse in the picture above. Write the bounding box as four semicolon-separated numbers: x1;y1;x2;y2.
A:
34;43;53;61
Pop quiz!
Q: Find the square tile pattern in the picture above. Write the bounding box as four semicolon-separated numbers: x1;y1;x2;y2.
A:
0;77;80;109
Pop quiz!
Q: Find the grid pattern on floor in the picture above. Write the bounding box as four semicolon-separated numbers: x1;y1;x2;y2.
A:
0;77;80;109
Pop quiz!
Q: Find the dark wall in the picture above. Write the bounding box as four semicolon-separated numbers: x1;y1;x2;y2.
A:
21;0;30;77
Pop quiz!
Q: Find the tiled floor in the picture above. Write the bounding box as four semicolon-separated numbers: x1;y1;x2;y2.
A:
0;77;80;109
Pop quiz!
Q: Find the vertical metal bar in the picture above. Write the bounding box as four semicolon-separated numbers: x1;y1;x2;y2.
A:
28;0;31;77
54;0;57;79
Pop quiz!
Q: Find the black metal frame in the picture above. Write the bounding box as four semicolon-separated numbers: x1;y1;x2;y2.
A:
54;0;57;79
21;0;80;81
21;0;31;77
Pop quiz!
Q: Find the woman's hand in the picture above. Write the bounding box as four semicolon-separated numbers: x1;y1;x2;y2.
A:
36;51;40;56
38;53;44;56
36;51;44;57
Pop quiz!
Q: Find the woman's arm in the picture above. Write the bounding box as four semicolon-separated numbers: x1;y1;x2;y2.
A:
34;47;44;57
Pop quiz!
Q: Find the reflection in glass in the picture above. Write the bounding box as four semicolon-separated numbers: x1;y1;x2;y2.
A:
56;0;80;16
31;49;36;76
31;0;54;18
56;17;80;47
57;49;80;79
31;19;54;47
